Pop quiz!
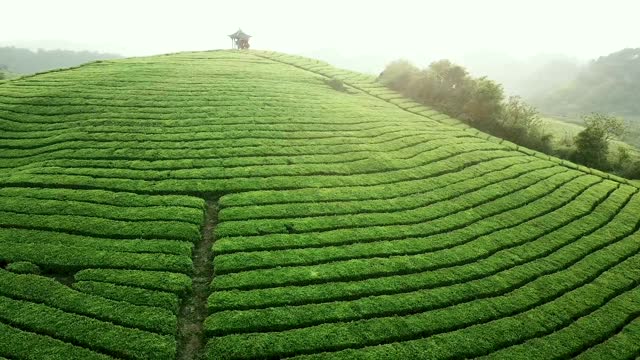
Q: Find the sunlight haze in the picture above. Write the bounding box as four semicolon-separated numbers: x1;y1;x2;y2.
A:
3;0;639;73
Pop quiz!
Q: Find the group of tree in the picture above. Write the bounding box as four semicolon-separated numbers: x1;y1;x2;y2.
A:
0;47;121;74
572;114;640;179
379;59;553;153
378;59;640;179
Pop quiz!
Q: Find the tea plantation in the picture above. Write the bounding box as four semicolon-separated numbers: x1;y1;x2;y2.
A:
0;50;639;359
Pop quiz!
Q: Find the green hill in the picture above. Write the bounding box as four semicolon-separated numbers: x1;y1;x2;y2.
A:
1;50;639;359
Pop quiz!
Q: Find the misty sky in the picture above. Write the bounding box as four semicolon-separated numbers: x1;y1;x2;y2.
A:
3;0;639;73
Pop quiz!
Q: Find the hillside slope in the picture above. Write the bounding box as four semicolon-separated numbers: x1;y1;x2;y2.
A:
0;50;639;360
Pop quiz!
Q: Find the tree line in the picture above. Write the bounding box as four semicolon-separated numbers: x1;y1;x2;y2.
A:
379;59;640;180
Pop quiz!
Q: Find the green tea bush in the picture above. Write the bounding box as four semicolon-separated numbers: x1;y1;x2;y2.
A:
6;261;40;274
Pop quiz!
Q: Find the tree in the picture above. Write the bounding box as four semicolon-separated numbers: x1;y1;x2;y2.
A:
462;77;504;125
424;60;471;115
574;113;625;168
624;161;640;179
378;60;419;93
498;96;552;152
500;96;541;130
379;58;548;153
615;147;631;168
613;147;640;179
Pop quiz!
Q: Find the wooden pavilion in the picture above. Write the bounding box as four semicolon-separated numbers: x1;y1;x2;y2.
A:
229;29;251;50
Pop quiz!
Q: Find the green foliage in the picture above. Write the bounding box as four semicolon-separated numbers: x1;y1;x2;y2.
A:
217;157;540;219
0;242;193;274
0;295;176;359
211;181;640;359
0;322;111;360
207;180;620;335
615;147;632;169
208;243;640;359
324;77;346;92
213;165;567;253
0;270;176;335
5;261;40;274
0;195;204;225
415;60;471;116
0;211;201;242
378;59;552;154
574;113;626;169
496;96;553;153
462;77;504;124
75;269;192;295
212;173;595;290
0;188;205;209
378;59;419;92
380;59;472;116
379;57;640;177
620;160;640;179
623;120;640;148
73;281;180;314
0;227;192;256
210;185;634;312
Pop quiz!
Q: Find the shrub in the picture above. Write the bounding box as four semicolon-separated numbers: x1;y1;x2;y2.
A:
573;113;625;169
0;270;176;335
494;96;553;153
73;281;180;314
0;295;175;359
75;269;192;295
620;160;640;179
324;78;346;92
377;60;419;92
6;261;41;274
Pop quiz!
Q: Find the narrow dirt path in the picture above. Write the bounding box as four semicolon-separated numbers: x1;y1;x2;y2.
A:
176;198;217;360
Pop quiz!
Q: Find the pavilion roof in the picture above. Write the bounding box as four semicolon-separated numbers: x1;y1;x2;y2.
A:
229;29;251;40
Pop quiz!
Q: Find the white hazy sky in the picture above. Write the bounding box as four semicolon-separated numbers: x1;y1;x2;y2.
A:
2;0;639;72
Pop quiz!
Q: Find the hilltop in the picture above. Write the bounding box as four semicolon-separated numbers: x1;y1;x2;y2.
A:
0;50;639;360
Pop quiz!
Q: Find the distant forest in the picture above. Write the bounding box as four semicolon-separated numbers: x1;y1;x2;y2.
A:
532;48;640;120
0;47;122;74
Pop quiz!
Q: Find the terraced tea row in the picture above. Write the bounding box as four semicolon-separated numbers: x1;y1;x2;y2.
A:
0;50;638;359
0;187;202;359
208;180;640;359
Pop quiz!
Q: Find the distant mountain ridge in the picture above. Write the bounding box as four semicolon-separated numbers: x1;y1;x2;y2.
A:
0;46;122;74
533;48;640;119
